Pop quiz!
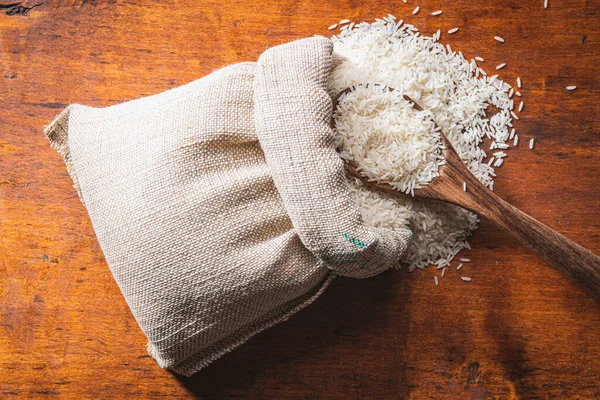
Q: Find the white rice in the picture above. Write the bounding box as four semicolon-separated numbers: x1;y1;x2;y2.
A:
333;85;443;195
518;101;524;112
448;27;459;34
529;138;535;149
432;10;443;16
494;36;505;43
459;258;470;262
328;24;338;30
457;263;463;270
434;275;439;286
413;6;420;14
496;63;506;70
330;16;517;271
566;85;577;90
461;277;472;282
441;267;446;278
544;0;549;8
514;135;519;146
340;19;351;25
516;91;522;97
517;77;522;88
475;56;484;62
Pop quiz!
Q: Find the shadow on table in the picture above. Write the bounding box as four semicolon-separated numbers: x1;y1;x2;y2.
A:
173;269;413;398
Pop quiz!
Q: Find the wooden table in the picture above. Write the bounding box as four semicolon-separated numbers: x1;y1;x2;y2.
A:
1;0;600;398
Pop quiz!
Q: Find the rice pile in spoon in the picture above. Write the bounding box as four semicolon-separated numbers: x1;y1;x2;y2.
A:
333;85;444;196
330;16;517;270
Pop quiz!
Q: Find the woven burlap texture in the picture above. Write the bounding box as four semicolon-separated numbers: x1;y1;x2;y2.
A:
44;36;411;376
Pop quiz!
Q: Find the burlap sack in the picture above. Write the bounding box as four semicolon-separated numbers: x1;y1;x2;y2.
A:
44;36;411;376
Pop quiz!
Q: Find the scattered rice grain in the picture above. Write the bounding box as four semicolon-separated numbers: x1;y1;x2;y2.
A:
330;17;515;271
448;27;459;34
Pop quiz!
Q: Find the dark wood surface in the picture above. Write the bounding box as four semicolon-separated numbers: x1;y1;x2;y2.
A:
2;0;600;398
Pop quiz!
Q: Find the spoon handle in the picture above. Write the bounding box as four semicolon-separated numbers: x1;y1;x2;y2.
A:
335;89;600;294
427;130;600;295
464;178;600;295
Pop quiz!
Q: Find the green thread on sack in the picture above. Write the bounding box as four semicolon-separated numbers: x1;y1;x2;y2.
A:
342;233;367;249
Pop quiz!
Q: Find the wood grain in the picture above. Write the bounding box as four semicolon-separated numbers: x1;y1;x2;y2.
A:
1;0;600;398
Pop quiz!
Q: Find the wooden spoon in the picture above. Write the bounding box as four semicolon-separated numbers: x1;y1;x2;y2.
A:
333;87;600;295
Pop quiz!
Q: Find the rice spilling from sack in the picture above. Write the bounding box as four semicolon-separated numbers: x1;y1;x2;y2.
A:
329;16;516;270
333;85;443;195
